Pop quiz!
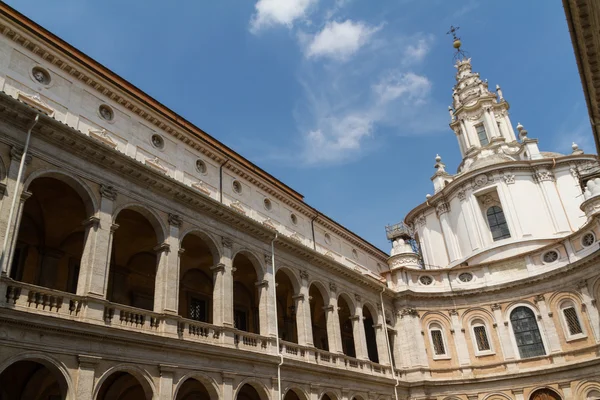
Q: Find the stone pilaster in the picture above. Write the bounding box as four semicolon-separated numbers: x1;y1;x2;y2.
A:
490;304;515;362
534;295;562;354
256;278;271;336
0;147;32;275
353;296;369;361
221;373;235;399
578;280;600;342
449;310;471;370
396;307;428;369
76;184;116;298
154;214;181;314
75;355;101;400
153;242;172;314
328;288;343;354
297;270;313;346
157;365;176;400
213;237;234;327
374;322;391;365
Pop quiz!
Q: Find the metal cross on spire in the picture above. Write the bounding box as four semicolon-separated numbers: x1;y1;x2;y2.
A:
447;25;468;60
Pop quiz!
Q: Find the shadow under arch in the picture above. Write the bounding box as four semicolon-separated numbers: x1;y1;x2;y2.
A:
232;250;265;333
337;292;356;357
234;378;270;400
276;267;301;343
179;228;221;262
112;203;167;244
283;385;309;400
93;364;155;400
23;169;98;217
0;351;74;400
529;387;563;400
308;280;330;351
320;391;340;400
173;371;220;400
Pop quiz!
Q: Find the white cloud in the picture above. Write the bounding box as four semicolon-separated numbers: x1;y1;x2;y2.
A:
403;37;432;64
305;20;381;61
250;0;318;33
373;72;431;104
298;70;436;165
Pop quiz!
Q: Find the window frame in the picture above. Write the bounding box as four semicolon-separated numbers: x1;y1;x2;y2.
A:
558;300;586;342
507;305;547;360
428;322;451;360
475;123;489;146
470;319;495;356
486;205;511;241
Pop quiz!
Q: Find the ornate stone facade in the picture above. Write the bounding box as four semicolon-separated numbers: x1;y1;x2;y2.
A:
0;4;598;400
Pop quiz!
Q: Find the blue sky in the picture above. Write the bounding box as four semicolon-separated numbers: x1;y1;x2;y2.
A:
6;1;591;251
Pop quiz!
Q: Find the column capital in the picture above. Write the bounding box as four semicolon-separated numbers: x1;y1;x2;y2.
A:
221;236;233;249
323;305;334;312
99;184;117;201
20;190;32;202
110;223;120;232
534;294;546;304
255;279;268;288
82;216;100;229
154;242;170;254
329;282;337;293
354;294;361;303
448;309;459;316
264;253;272;266
490;303;501;311
299;269;309;281
211;263;226;273
10;146;32;164
292;294;305;301
349;315;361;321
168;213;183;227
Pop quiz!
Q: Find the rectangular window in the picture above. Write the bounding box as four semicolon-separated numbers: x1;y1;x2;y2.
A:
563;307;583;335
190;297;207;322
476;124;489;146
474;326;491;351
431;330;446;355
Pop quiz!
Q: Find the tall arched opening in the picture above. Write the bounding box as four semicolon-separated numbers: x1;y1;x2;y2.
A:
338;295;356;358
529;388;562;400
96;371;151;400
309;284;329;351
236;383;262;400
175;378;212;400
179;233;215;323
363;305;379;363
0;360;68;400
108;209;159;311
232;253;259;333
10;177;90;293
276;269;297;343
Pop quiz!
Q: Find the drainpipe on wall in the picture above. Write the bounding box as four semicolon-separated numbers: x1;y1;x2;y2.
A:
0;113;39;274
219;159;229;203
270;233;283;400
380;285;399;400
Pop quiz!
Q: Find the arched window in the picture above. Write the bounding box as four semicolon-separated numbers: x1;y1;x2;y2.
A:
510;306;545;358
470;319;492;354
559;301;584;339
486;206;510;241
428;323;448;358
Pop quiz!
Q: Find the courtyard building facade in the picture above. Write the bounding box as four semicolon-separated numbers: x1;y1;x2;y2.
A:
0;3;599;400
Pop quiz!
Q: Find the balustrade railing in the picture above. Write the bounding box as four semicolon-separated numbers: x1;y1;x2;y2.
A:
2;277;395;378
4;280;83;317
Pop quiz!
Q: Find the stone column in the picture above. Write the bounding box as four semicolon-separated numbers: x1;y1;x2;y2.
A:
352;298;368;360
458;191;482;252
154;214;181;314
534;170;571;234
221;373;234;400
373;309;391;365
297;270;313;346
459;118;474;148
153;242;172;313
484;107;501;139
75;355;100;400
213;237;234;327
449;309;471;370
535;294;562;354
77;185;117;298
3;190;31;277
578;280;600;342
256;278;271;336
395;307;428;369
328;283;343;354
437;202;461;262
491;304;515;361
0;147;31;275
157;365;176;400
